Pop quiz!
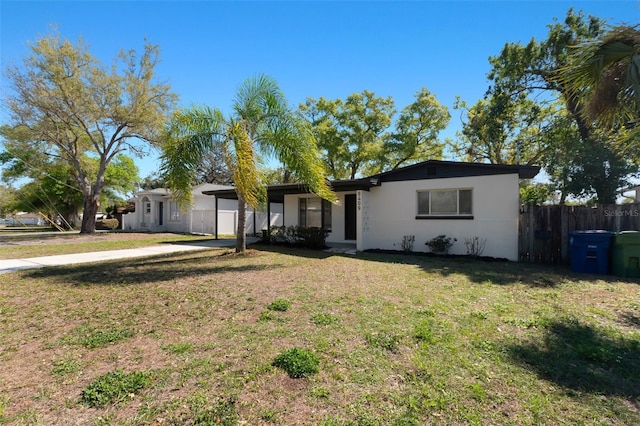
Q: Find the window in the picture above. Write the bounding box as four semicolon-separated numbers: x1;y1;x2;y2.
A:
144;202;151;214
169;201;181;222
417;189;472;218
299;197;332;230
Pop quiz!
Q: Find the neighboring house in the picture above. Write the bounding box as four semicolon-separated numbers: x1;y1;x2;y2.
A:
7;212;46;226
123;183;283;236
207;160;540;260
625;185;640;202
123;183;234;234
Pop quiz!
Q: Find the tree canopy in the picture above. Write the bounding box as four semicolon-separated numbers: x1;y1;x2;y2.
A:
0;140;139;227
1;31;177;232
456;8;638;204
300;88;449;180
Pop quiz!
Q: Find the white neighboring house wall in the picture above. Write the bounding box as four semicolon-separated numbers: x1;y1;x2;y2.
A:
8;213;46;226
122;184;284;236
282;173;522;261
217;200;284;235
122;184;234;234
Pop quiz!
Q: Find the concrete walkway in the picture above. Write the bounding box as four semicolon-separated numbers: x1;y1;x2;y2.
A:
0;237;259;274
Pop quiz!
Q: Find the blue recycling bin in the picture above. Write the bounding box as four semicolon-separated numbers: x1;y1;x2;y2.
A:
569;230;614;274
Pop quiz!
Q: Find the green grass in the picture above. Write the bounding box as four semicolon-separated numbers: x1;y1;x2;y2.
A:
0;232;213;259
1;244;639;424
63;325;134;348
81;370;152;407
266;298;291;312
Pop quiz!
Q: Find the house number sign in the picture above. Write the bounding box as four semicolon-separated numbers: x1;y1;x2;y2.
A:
357;192;361;211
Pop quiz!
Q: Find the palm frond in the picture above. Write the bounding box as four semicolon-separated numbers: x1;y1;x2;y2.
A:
159;105;226;208
266;115;336;202
560;25;640;125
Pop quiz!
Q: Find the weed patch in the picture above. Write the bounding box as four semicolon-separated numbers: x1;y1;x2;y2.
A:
81;370;152;407
273;347;319;378
192;396;238;425
64;326;133;349
267;299;291;312
365;332;401;352
310;312;339;326
162;342;194;355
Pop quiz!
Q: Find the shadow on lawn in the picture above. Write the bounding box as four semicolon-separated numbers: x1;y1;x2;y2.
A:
254;243;575;287
358;249;573;287
25;250;282;287
505;318;640;401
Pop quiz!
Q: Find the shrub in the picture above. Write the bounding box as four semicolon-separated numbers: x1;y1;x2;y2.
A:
296;226;330;249
272;347;319;378
81;370;152;407
425;234;456;254
96;218;119;230
401;235;415;252
267;299;291;312
269;225;329;249
465;236;487;257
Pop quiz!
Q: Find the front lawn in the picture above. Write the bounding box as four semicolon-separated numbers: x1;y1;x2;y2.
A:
1;245;638;424
0;232;215;259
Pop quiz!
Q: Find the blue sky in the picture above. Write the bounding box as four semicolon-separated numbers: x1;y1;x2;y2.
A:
1;1;638;180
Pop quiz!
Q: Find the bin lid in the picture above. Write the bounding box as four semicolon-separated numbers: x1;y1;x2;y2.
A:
569;230;615;235
569;230;615;246
614;231;640;244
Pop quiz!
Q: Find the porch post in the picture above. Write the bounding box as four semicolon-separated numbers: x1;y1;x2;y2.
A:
214;196;219;240
267;200;271;235
253;205;257;236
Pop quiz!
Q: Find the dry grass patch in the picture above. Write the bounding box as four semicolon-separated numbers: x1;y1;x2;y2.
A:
0;244;639;424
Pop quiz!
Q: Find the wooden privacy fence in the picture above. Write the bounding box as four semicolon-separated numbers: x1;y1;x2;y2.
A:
519;203;640;264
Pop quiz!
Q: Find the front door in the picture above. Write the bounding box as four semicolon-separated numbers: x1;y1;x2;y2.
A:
158;202;164;226
345;194;357;241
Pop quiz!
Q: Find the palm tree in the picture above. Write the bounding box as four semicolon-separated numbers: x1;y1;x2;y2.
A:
160;74;335;252
562;25;640;131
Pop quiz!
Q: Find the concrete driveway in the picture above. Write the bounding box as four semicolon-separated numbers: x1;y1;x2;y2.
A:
0;237;259;274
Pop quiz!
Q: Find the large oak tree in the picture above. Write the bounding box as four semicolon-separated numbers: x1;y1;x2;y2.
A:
1;32;177;232
456;8;637;204
300;88;449;179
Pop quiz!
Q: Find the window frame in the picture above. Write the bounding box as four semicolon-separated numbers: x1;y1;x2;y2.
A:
299;196;332;231
168;201;181;222
416;188;473;220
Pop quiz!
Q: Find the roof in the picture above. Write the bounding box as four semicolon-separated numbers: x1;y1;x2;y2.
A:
193;183;234;194
203;160;541;202
131;184;234;200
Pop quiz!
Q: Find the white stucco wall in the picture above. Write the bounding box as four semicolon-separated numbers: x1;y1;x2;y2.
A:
283;173;520;260
364;174;521;260
283;193;355;245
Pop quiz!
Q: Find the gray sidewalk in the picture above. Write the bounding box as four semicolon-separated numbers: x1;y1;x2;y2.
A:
0;237;259;274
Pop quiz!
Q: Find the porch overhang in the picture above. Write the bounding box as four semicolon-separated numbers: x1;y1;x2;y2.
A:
202;177;378;203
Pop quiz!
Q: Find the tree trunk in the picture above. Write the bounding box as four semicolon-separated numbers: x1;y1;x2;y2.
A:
80;196;99;234
236;195;247;253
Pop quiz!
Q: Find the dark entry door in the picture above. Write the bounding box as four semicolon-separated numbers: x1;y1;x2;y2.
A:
158;202;164;226
345;194;357;241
